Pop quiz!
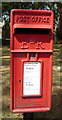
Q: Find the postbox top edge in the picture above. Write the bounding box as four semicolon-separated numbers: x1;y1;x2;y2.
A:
11;9;53;15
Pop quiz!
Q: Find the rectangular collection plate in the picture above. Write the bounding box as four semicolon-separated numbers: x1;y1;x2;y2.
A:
23;62;41;96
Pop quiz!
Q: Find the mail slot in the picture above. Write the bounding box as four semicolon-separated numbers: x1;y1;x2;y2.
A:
10;9;54;113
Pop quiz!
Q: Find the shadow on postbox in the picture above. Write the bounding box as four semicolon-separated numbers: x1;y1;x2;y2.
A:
10;9;54;113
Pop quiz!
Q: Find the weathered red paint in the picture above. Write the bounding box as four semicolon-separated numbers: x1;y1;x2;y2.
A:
10;9;54;113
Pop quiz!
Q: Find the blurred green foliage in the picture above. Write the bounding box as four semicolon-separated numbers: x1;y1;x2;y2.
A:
56;9;62;42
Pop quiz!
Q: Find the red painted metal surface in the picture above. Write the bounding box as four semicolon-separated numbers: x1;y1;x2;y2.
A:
10;9;54;113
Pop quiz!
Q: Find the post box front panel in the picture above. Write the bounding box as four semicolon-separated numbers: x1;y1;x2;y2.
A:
11;52;52;109
10;10;53;112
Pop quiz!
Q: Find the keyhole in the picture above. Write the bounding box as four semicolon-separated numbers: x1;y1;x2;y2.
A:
19;80;21;83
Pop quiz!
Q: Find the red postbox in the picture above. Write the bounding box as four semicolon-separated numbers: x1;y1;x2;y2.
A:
10;9;54;113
